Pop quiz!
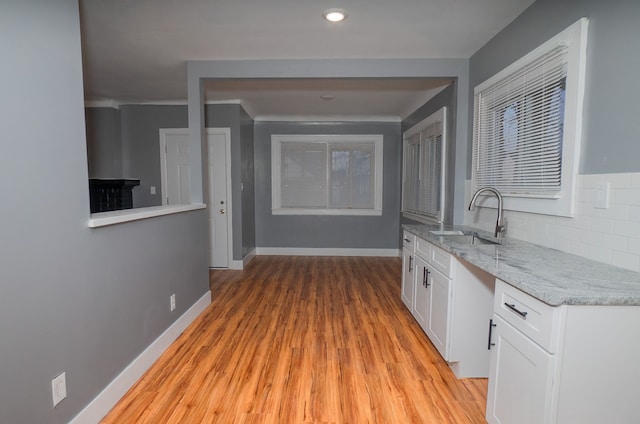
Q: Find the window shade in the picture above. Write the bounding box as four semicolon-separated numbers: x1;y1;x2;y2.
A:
402;113;445;221
474;43;568;197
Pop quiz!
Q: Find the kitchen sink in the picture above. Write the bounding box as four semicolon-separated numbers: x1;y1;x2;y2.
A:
429;230;502;246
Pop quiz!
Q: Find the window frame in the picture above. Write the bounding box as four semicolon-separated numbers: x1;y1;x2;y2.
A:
401;107;447;224
471;18;589;217
271;134;383;216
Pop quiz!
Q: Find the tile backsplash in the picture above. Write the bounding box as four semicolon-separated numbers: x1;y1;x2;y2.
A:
464;173;640;273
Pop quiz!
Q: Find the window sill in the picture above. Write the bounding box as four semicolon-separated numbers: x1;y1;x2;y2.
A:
272;208;382;216
88;204;206;228
402;211;442;225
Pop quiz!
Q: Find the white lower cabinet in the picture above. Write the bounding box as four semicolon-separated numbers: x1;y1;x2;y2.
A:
487;279;640;424
486;314;555;424
412;256;429;329
424;267;451;357
401;232;494;378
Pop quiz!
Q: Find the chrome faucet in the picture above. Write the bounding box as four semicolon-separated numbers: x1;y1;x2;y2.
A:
468;187;505;238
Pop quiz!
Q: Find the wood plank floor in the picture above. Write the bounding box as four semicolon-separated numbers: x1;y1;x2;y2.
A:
101;256;487;423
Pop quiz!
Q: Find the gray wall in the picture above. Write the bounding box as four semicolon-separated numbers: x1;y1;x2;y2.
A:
120;104;188;207
85;107;122;178
86;104;256;261
254;121;402;249
469;0;640;175
402;82;458;225
0;1;209;423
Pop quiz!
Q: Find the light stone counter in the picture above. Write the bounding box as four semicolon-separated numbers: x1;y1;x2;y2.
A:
403;224;640;306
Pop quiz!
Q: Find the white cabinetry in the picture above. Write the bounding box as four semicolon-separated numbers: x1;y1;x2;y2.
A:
401;231;416;311
487;279;640;424
401;231;494;378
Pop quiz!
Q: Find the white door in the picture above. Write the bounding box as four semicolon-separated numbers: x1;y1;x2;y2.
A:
207;129;231;268
401;249;414;311
413;256;429;330
160;128;232;268
486;314;555;424
160;129;191;205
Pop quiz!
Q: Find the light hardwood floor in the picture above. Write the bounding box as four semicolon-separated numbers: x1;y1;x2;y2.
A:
101;256;487;423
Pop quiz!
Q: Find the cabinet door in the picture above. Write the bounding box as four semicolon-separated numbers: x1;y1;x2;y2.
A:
413;256;429;330
401;248;414;311
425;268;452;359
486;314;555;424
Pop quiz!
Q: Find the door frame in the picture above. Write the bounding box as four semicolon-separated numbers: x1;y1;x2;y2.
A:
206;127;233;269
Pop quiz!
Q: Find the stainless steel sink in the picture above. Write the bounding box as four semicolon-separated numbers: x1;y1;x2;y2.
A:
429;230;502;246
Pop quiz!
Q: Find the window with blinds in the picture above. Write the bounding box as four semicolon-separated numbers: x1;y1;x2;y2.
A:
402;107;446;222
272;134;383;215
472;18;588;217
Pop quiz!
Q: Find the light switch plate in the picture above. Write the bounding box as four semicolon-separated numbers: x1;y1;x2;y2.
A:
52;372;67;407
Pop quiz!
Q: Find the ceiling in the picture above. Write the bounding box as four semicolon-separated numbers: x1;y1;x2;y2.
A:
79;0;534;120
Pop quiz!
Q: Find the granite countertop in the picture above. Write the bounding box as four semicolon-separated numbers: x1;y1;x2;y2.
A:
403;224;640;307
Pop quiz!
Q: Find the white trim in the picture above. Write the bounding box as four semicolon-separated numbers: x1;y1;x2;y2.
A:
271;134;384;215
271;208;383;216
88;204;206;228
205;128;234;269
472;18;589;218
69;291;211;424
84;100;120;109
255;247;401;257
158;128;190;206
254;115;401;122
401;106;447;223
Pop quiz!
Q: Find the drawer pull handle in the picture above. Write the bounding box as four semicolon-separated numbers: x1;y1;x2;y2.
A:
487;319;496;350
404;238;411;243
409;256;413;272
504;303;528;319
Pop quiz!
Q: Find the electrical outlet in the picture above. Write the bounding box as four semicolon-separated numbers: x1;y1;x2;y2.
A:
150;186;156;195
51;372;67;407
170;294;176;311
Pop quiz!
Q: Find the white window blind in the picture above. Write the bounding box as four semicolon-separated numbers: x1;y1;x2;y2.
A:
402;107;446;222
474;43;568;197
272;134;383;215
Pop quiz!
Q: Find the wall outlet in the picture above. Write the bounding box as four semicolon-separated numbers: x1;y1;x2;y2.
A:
150;186;156;195
170;294;176;311
51;372;67;407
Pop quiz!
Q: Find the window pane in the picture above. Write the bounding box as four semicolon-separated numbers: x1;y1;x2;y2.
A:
329;145;374;209
281;143;326;208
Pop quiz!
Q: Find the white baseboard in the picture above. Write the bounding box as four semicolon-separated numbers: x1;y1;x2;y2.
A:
69;291;211;424
255;247;401;257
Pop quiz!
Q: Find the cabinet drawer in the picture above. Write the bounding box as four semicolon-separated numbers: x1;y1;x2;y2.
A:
494;279;565;353
403;231;416;251
428;243;454;278
415;237;431;260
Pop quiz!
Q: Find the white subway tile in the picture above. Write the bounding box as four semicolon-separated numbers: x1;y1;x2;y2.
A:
628;238;640;255
629;173;640;188
602;234;629;251
587;245;612;264
605;173;631;189
610;251;640;273
613;220;640;238
629;206;640;223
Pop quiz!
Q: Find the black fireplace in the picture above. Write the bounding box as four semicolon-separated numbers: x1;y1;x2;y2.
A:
89;178;140;213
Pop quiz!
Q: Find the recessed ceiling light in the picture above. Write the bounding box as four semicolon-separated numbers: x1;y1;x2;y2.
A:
323;8;347;23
